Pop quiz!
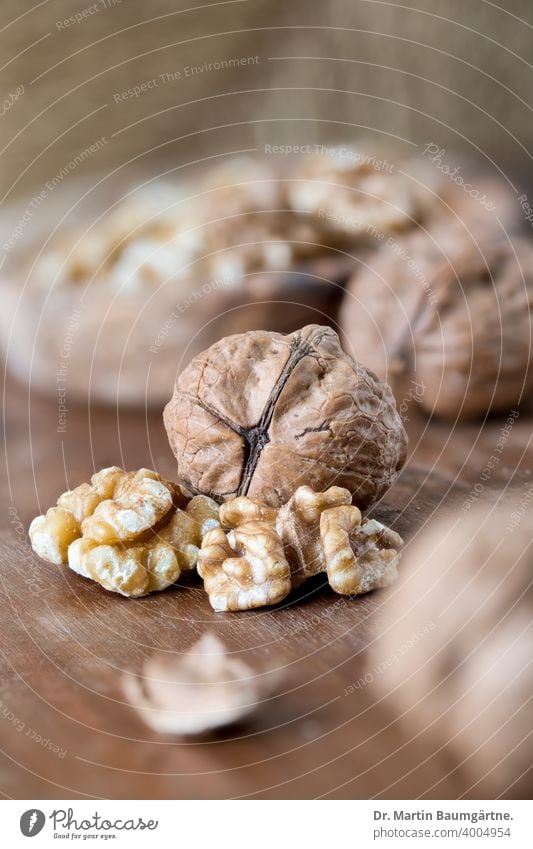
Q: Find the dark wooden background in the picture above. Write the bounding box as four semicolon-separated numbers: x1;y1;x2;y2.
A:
1;375;531;799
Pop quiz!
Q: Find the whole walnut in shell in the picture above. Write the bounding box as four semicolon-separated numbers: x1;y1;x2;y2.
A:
371;501;533;798
340;227;533;420
164;325;407;508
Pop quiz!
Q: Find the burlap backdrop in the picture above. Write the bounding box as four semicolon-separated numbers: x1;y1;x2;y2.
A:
0;0;531;201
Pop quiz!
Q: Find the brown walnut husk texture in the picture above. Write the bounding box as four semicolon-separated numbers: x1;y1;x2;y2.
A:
340;227;533;420
164;324;407;508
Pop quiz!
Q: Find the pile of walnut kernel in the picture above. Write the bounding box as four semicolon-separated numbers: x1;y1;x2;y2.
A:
29;467;220;598
30;474;402;608
29;325;406;610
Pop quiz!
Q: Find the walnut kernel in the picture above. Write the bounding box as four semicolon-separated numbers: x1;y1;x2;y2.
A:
28;507;81;567
68;537;181;597
197;520;291;612
320;509;402;595
29;466;124;565
81;468;185;543
199;484;403;610
30;468;219;597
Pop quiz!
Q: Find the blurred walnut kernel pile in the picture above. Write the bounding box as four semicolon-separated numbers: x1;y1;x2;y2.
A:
0;144;533;420
27;151;434;292
4;142;529;417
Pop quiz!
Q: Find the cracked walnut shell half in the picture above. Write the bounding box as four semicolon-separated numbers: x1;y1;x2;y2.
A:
199;485;403;611
29;467;219;597
164;324;407;508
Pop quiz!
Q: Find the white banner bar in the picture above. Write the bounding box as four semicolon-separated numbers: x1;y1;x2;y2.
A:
2;799;531;847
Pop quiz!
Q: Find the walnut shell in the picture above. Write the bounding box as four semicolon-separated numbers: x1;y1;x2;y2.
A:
340;227;533;419
164;324;407;507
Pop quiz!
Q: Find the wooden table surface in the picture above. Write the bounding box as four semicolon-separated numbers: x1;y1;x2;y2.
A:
1;376;532;800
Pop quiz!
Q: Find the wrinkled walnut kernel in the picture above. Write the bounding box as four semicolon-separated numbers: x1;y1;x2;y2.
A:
157;495;221;571
29;466;125;565
30;468;219;597
68;537;181;597
57;466;125;523
198;520;291;612
275;485;353;586
320;509;402;595
219;496;277;528
81;468;185;544
199;485;403;611
29;507;81;567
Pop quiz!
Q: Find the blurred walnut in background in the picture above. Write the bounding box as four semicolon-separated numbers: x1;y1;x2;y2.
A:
2;0;533;418
341;228;533;420
0;148;434;406
371;501;533;798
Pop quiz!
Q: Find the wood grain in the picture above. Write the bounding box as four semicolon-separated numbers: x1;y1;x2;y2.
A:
1;377;531;799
